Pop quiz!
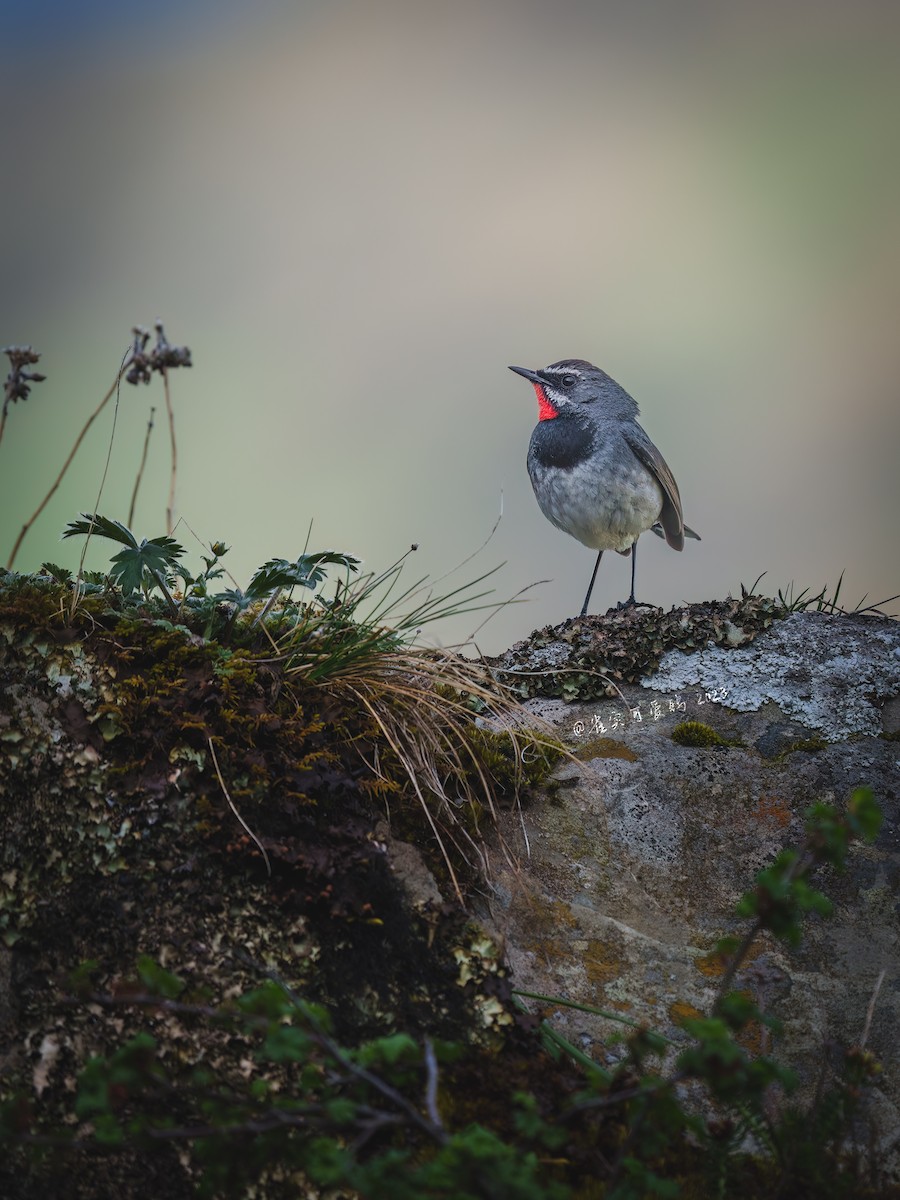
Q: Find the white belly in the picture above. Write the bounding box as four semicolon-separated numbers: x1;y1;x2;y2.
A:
532;460;664;552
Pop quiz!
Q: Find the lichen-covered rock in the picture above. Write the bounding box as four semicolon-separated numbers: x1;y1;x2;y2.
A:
484;607;900;1175
491;593;784;701
0;578;528;1198
3;574;899;1195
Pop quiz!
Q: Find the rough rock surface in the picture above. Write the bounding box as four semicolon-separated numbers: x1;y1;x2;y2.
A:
483;609;900;1171
2;576;899;1194
0;580;526;1198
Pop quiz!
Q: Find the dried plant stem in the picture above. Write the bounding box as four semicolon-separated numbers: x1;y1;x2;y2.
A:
712;848;813;1016
163;368;177;534
208;736;272;877
711;922;763;1013
860;967;885;1049
423;1038;442;1129
128;405;156;528
6;367;124;570
68;371;127;621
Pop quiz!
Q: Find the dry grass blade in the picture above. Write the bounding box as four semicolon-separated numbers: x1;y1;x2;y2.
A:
208;735;272;877
286;645;562;901
860;967;886;1050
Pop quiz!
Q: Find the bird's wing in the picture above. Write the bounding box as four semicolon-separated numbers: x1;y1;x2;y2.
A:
623;427;686;551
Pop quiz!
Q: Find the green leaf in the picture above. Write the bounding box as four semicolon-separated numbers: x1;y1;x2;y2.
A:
355;1032;419;1069
75;1057;113;1118
109;537;184;595
136;955;185;999
244;551;361;600
235;981;293;1021
615;1157;681;1198
40;561;73;583
92;1111;125;1146
847;786;882;842
323;1097;358;1124
259;1025;313;1064
62;513;140;549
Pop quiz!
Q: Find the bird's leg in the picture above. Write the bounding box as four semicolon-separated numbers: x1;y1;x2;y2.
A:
580;550;604;617
629;539;638;604
614;543;638;610
617;540;658;610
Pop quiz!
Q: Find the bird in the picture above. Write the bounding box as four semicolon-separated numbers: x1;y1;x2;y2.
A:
509;358;699;617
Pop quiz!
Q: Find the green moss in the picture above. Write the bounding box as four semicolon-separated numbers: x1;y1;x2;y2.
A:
778;736;828;757
461;725;566;797
574;736;637;762
671;720;740;749
0;572;559;982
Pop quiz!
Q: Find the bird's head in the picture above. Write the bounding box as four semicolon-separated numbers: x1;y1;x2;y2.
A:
508;359;638;421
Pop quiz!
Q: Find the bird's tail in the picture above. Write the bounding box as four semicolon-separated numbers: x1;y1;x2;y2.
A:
650;522;701;541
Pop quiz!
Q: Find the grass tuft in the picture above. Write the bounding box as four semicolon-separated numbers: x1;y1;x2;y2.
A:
270;552;564;898
744;570;899;618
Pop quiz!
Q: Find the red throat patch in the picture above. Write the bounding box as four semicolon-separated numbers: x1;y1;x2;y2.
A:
533;383;558;421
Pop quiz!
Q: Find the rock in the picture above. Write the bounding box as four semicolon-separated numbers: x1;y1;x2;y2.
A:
2;574;898;1195
0;578;535;1199
484;608;900;1173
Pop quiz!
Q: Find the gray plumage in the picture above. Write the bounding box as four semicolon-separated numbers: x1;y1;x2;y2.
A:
509;358;699;615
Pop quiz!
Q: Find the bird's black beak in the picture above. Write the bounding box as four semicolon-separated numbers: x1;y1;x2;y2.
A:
508;365;543;385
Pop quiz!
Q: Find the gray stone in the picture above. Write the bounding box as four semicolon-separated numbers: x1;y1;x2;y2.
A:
482;608;900;1173
646;610;900;739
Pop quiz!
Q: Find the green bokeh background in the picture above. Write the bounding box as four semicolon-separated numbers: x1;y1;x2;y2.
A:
3;0;898;652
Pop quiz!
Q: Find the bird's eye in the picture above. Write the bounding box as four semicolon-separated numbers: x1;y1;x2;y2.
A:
561;374;576;388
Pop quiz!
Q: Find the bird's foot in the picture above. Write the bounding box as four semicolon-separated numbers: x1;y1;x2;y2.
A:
615;598;659;612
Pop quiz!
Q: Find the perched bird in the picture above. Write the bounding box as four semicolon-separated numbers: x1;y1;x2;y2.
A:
509;358;699;616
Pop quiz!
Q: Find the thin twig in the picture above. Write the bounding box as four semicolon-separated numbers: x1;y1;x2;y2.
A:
256;961;449;1146
70;364;128;620
423;1037;442;1129
712;851;812;1014
128;405;156;527
860;968;885;1049
163;368;177;534
711;922;764;1014
562;1073;683;1118
6;365;125;570
207;736;271;876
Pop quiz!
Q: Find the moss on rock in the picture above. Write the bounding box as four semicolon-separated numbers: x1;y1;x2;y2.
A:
0;574;572;1198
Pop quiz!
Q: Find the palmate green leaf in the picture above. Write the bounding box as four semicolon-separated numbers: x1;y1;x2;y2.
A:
109;537;185;595
40;561;73;583
62;513;141;549
217;588;255;611
244;551;361;600
62;513;185;597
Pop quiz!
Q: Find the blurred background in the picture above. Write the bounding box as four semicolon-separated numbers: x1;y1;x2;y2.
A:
2;0;898;653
